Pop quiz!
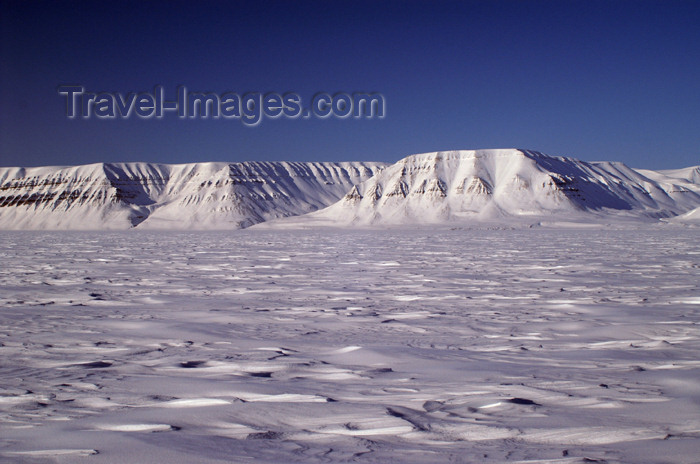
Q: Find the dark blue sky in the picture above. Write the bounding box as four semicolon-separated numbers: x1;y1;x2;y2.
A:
1;0;698;169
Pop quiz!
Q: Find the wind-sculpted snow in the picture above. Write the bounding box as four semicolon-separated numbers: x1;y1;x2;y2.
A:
0;161;386;229
309;149;700;225
0;228;699;463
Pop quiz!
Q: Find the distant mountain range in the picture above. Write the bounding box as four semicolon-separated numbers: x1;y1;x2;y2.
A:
1;150;698;229
0;161;385;229
307;149;700;226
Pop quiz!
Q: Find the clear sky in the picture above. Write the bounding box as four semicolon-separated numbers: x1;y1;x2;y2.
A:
1;0;698;169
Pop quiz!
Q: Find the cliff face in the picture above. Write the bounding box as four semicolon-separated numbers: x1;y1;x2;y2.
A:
0;161;386;229
313;149;700;225
2;150;699;229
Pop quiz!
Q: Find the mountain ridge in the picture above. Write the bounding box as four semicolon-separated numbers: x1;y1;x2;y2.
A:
0;161;387;229
298;149;700;226
1;150;698;229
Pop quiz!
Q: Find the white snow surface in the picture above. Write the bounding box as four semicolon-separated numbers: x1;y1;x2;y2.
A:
1;150;699;229
1;228;699;463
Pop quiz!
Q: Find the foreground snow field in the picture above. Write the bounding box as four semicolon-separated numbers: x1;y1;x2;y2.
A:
1;227;699;463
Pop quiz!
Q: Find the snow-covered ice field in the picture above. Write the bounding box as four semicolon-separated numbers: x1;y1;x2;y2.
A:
1;227;699;463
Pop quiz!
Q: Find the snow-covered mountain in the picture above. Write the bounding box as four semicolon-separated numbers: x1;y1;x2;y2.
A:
1;149;698;229
0;161;386;229
305;149;700;226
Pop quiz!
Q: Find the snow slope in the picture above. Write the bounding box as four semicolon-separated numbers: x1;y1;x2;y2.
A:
669;206;700;223
308;149;700;226
657;165;700;185
0;161;386;229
